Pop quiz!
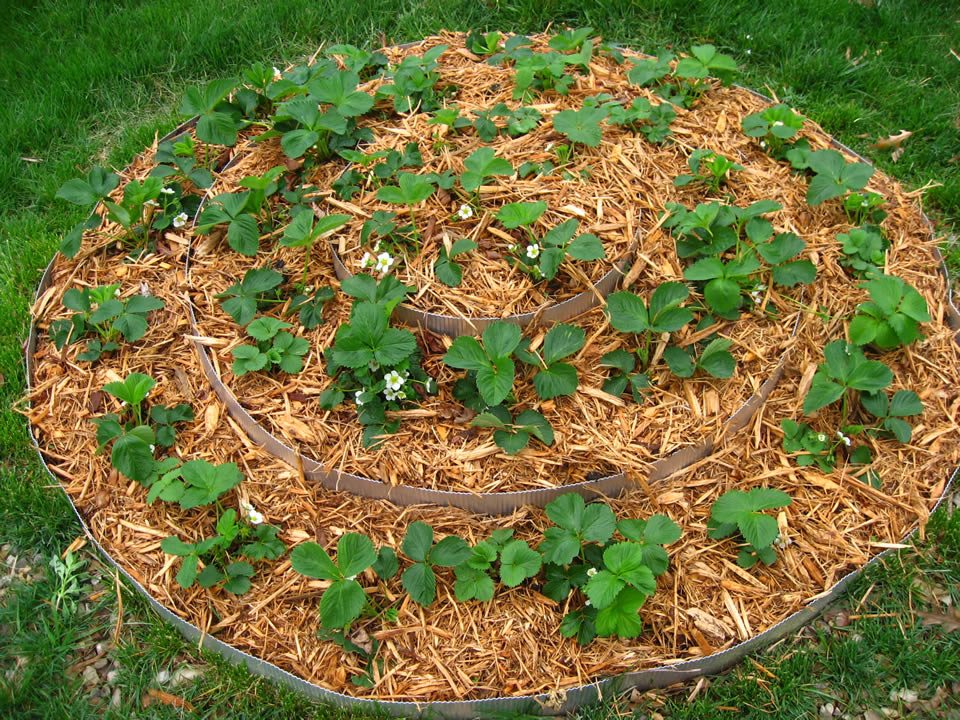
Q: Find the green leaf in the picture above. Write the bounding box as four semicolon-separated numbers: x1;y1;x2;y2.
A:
642;515;682;545
704;278;742;315
476;356;515;407
430;536;471;567
175;556;199;589
104;373;156;407
603;542;656;594
402;522;434;563
584;569;625;609
803;376;846;414
177;460;243;509
538;527;581;566
226;214;260;256
847;360;893;393
889;390;923;417
533;362;579;399
111;432;155;483
281;129;320;158
738;513;780;550
664;345;695;377
291;541;341;580
758;232;805;265
514;410;554;445
606;291;649;333
377;172;435;206
160;536;195;557
499;540;542;587
337;533;376;578
772;260;816;288
483;321;522;359
542;324;585;364
496;201;547;229
402;562;436;605
372;547;399;580
566;233;605;260
698;337;735;378
247;316;291;341
594;586;646;638
553;107;606;147
461;147;513;192
320;578;367;628
454;566;495;602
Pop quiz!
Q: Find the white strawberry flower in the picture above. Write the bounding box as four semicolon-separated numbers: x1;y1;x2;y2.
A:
457;204;473;220
355;390;366;405
160;186;175;195
817;433;827;443
359;252;375;269
374;252;395;275
384;370;405;391
586;567;598;577
172;212;189;228
239;500;265;525
525;243;541;260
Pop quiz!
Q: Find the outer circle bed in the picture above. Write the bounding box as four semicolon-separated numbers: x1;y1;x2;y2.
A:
25;31;960;716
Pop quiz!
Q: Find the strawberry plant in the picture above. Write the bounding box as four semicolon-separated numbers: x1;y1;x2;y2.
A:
291;533;382;628
626;51;674;88
674;149;743;193
460;147;513;193
54;166;126;256
604;97;676;144
162;507;283;595
514;323;586;400
708;488;791;568
377;45;449;113
799;149;874;207
452;529;515;601
466;30;504;56
231;317;310;377
741;104;804;156
604;282;695;381
216;267;284;326
469;406;555;455
91;373;193;485
672;44;738;102
496;205;605;281
843;191;886;226
848;274;930;350
616;515;682;577
195;167;285;256
802;340;893;418
325;44;389;80
433;238;477;287
861;389;924;443
552;106;607;150
280;208;351;286
510;51;583;101
471;103;542;141
49;284;164;362
375;172;436;247
178;78;245;146
151;136;214;191
662;337;736;379
322;277;434;448
444;321;522;407
400;522;472;606
146;459;243;509
664;199;781;260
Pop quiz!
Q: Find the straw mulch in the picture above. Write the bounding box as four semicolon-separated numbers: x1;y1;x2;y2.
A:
25;31;960;702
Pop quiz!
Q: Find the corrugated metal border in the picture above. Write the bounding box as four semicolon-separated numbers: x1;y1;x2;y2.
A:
22;63;960;718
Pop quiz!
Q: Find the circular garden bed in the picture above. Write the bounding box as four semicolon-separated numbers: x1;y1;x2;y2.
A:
26;30;960;711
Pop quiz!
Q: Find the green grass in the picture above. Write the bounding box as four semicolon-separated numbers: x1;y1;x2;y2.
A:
1;0;959;717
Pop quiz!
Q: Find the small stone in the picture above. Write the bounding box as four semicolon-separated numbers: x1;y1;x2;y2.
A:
106;670;119;684
82;665;99;685
155;669;171;685
93;658;108;670
110;687;121;708
169;666;203;687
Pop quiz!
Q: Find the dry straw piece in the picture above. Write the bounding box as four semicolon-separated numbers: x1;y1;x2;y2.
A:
25;30;960;706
